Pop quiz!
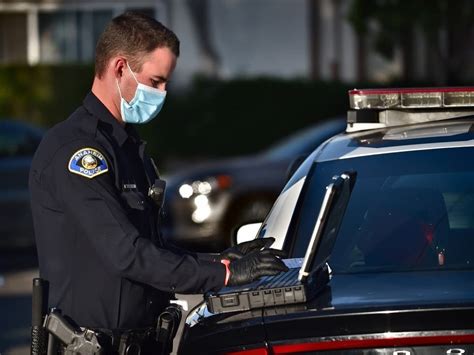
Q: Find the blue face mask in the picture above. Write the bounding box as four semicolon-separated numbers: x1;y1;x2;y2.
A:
116;62;167;124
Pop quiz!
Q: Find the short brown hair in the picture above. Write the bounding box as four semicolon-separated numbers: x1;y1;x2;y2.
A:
94;11;180;78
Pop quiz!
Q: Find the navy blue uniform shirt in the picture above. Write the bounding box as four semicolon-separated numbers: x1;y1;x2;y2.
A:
29;92;225;329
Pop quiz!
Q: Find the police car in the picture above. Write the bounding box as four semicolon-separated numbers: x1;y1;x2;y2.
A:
178;87;474;354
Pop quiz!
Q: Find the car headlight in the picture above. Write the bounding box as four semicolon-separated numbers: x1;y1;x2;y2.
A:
197;181;212;194
178;175;232;199
178;184;194;199
178;175;233;223
192;199;212;223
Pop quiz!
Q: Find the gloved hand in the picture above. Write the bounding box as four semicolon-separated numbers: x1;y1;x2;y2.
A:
220;237;276;261
227;249;289;286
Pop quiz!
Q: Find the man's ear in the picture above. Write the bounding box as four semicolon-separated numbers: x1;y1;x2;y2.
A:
111;57;126;79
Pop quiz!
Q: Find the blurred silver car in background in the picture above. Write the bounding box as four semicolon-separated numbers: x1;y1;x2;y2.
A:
162;118;346;252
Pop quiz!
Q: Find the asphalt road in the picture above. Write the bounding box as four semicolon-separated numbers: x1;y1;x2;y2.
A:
0;248;203;355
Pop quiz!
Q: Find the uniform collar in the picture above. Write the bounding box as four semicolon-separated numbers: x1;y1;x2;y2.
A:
83;91;139;147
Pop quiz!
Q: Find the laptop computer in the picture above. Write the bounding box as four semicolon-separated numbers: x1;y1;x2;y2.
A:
205;173;354;314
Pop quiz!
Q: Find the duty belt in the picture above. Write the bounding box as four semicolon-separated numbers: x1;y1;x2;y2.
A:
32;279;181;355
94;327;158;355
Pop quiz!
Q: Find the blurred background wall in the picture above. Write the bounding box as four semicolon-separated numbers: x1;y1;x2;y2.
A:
1;0;474;169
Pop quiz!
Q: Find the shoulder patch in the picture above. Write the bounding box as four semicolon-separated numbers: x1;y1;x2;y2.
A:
68;148;108;179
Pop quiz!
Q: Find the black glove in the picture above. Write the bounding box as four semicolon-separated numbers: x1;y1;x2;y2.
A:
221;237;276;261
227;249;289;286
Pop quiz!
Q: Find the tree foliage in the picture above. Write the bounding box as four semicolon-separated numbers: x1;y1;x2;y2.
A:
348;0;474;83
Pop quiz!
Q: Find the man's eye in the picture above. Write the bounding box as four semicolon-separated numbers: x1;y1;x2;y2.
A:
151;79;159;88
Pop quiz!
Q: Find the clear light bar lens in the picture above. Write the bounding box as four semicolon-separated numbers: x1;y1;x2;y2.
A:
350;87;474;109
444;91;474;106
401;92;442;108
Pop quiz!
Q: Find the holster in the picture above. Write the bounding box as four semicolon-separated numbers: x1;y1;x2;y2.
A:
31;280;181;355
155;305;182;355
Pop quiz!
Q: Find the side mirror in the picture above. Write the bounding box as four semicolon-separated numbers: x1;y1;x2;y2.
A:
286;156;306;182
236;222;263;244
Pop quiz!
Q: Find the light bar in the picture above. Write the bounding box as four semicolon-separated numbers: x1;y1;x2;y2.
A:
349;87;474;110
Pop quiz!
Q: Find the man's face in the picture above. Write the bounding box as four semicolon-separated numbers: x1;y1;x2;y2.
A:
119;46;177;103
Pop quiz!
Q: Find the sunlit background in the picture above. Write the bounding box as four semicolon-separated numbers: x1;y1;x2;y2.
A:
1;0;473;163
1;0;474;353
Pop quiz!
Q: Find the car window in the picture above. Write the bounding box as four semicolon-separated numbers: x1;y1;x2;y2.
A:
291;147;474;274
0;122;42;157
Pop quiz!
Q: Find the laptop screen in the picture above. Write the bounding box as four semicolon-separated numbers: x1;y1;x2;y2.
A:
299;172;356;282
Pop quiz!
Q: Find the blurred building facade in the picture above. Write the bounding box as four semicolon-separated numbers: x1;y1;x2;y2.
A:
1;0;470;87
0;0;161;65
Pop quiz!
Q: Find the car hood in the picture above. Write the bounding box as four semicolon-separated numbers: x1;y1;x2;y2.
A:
182;270;474;353
325;269;474;310
189;270;474;326
258;270;474;347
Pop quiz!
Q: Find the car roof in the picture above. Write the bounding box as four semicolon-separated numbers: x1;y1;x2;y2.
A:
315;116;474;163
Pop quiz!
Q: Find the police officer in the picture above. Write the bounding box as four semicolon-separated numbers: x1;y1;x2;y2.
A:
29;11;288;354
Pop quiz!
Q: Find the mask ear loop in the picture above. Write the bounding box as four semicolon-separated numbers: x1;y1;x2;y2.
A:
115;78;124;99
126;61;140;85
115;61;138;101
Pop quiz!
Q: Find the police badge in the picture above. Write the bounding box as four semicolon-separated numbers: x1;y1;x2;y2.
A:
68;147;108;179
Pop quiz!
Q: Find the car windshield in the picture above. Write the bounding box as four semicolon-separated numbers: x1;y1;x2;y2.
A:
291;147;474;274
